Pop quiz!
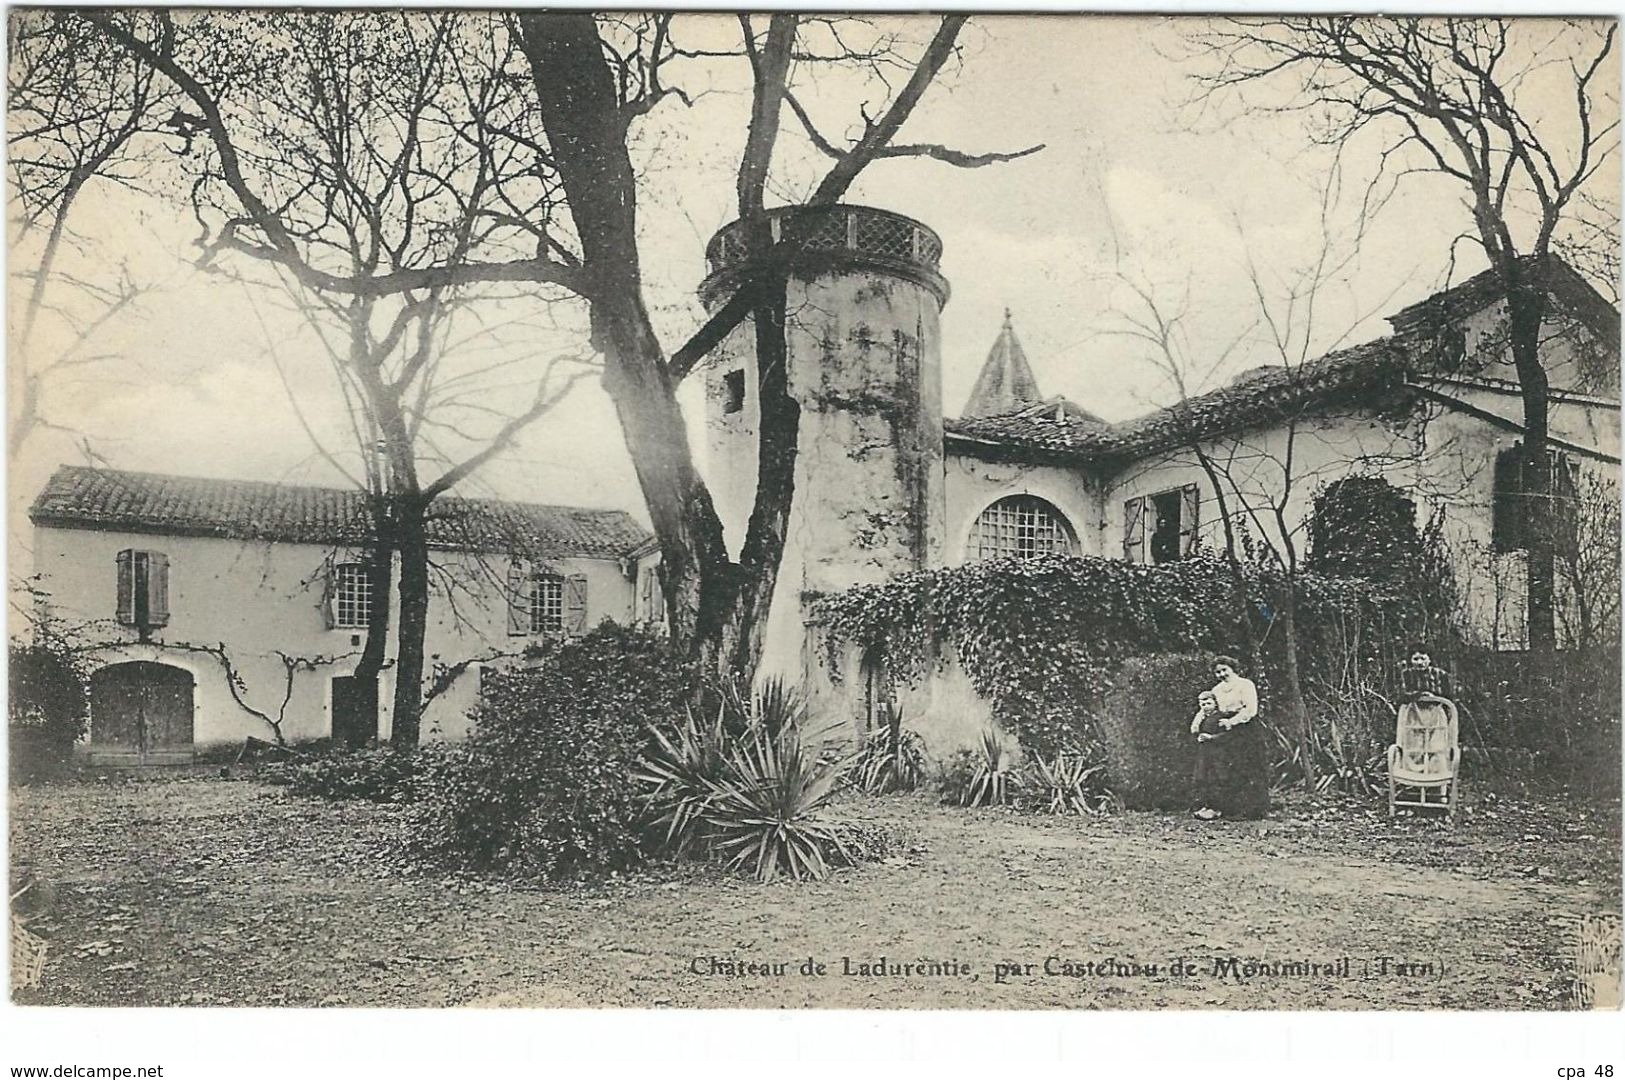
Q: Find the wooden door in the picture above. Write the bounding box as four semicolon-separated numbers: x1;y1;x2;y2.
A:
89;662;195;765
331;675;378;748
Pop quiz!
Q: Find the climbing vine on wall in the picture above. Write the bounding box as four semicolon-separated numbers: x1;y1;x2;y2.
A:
818;553;1411;758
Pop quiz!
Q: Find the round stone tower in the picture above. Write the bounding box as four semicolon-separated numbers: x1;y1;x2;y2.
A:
699;204;949;687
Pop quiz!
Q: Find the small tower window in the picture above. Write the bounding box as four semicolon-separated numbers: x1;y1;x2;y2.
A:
723;369;746;414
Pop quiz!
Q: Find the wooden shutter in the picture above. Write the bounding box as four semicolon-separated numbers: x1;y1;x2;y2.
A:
506;560;529;636
1179;484;1201;557
565;573;589;634
1492;444;1523;552
116;550;135;624
146;552;170;627
1122;496;1146;564
1553;453;1579;555
320;558;338;629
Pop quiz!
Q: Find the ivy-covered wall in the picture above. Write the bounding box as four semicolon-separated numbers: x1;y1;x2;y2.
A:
818;552;1416;760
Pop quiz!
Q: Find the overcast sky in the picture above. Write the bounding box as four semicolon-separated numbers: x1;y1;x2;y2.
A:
7;13;1618;542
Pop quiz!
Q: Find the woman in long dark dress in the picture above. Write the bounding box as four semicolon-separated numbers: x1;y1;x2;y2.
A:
1188;655;1271;820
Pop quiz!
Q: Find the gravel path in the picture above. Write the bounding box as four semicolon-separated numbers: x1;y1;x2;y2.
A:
10;777;1618;1009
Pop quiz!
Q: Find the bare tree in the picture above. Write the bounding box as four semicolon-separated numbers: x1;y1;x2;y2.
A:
258;279;591;744
6;9;170;458
78;10;1037;693
509;13;1038;681
72;11;597;742
1100;173;1436;786
1188;15;1619;657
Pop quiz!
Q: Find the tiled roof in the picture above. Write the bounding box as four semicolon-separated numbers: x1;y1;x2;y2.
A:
945;339;1407;465
1386;256;1619;343
29;466;653;560
961;310;1044;418
947;256;1617;466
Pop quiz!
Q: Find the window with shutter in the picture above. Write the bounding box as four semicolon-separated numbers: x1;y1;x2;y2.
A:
1491;443;1581;556
1149;490;1182;564
115;550;170;631
529;571;565;634
565;573;589;634
1137;484;1202;565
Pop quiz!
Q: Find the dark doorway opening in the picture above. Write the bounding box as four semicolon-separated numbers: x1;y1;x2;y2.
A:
331;675;379;748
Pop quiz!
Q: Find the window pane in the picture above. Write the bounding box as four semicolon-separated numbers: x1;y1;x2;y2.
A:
531;574;564;633
335;563;373;628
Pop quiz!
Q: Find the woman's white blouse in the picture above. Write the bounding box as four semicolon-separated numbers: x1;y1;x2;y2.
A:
1211;677;1259;727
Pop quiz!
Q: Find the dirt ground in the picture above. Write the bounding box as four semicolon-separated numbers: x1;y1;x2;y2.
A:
9;775;1620;1010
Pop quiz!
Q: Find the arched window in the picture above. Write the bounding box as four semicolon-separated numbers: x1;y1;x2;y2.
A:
969;495;1077;561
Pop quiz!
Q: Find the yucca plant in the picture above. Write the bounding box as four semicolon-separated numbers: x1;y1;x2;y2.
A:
1025;753;1118;815
704;720;859;882
854;706;928;794
636;703;730;856
750;676;806;740
964;728;1018;808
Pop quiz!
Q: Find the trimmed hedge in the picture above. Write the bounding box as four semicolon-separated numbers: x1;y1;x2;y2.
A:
1097;654;1214;810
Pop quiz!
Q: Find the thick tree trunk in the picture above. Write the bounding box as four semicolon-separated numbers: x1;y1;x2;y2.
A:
1503;259;1556;657
722;248;799;680
349;496;394;739
518;13;753;686
390;506;430;746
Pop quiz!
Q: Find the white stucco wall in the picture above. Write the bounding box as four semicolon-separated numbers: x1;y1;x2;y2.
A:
31;524;637;749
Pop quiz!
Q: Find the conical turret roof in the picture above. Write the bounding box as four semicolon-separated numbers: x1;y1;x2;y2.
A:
961;309;1044;418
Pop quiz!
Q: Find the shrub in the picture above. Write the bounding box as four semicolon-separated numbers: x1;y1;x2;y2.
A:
1304;477;1426;584
818;552;1408;762
261;746;433;803
409;624;693;879
1098;653;1213;810
1276;690;1389;795
9;642;89;784
636;700;732;857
